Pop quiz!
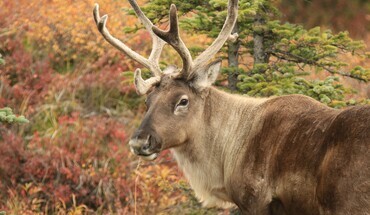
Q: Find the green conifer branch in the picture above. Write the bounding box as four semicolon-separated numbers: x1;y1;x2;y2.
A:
0;107;29;124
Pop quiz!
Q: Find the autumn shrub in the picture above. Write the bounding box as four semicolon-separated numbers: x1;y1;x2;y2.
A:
0;40;53;112
0;0;209;212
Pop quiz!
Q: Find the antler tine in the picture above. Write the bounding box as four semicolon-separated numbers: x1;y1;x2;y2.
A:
193;0;238;69
127;0;166;66
93;3;162;77
152;4;193;78
134;69;161;95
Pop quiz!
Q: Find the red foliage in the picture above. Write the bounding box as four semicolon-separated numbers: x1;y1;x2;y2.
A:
0;113;133;211
0;40;54;113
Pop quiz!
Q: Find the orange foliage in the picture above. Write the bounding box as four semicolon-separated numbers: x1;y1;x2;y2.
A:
1;0;157;67
0;0;216;214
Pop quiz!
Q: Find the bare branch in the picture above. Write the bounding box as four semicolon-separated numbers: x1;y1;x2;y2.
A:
270;50;368;82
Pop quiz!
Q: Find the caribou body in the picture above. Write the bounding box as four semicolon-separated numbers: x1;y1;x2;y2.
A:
94;0;370;214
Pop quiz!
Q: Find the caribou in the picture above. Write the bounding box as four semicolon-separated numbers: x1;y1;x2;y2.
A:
93;0;370;214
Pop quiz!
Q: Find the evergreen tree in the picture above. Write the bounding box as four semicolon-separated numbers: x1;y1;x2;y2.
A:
126;0;369;107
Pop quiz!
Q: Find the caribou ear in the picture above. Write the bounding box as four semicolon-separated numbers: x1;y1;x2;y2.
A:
191;59;222;91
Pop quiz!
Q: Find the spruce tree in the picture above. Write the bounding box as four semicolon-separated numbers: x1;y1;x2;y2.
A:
126;0;369;107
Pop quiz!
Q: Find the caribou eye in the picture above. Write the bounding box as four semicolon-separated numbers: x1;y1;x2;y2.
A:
178;99;188;106
174;95;189;114
176;95;189;109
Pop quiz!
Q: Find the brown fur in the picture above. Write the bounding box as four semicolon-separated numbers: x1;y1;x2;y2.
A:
227;94;370;214
130;76;370;215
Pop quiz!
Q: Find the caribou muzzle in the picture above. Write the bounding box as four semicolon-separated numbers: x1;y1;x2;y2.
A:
129;134;161;161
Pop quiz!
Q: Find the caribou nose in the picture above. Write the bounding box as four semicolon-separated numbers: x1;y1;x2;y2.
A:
128;136;151;155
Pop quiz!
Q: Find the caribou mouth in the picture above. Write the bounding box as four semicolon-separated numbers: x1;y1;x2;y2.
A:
129;145;160;161
139;153;158;161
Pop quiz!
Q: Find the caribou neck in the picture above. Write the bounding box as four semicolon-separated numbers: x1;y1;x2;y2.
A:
204;88;267;169
171;87;267;208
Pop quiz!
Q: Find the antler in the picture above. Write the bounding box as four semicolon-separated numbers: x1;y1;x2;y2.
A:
151;0;238;79
93;1;165;94
152;4;193;78
94;0;238;92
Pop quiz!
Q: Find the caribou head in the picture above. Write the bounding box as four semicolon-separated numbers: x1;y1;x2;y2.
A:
93;0;238;161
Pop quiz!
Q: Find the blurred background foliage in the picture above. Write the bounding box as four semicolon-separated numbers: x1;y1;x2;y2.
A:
0;0;369;214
